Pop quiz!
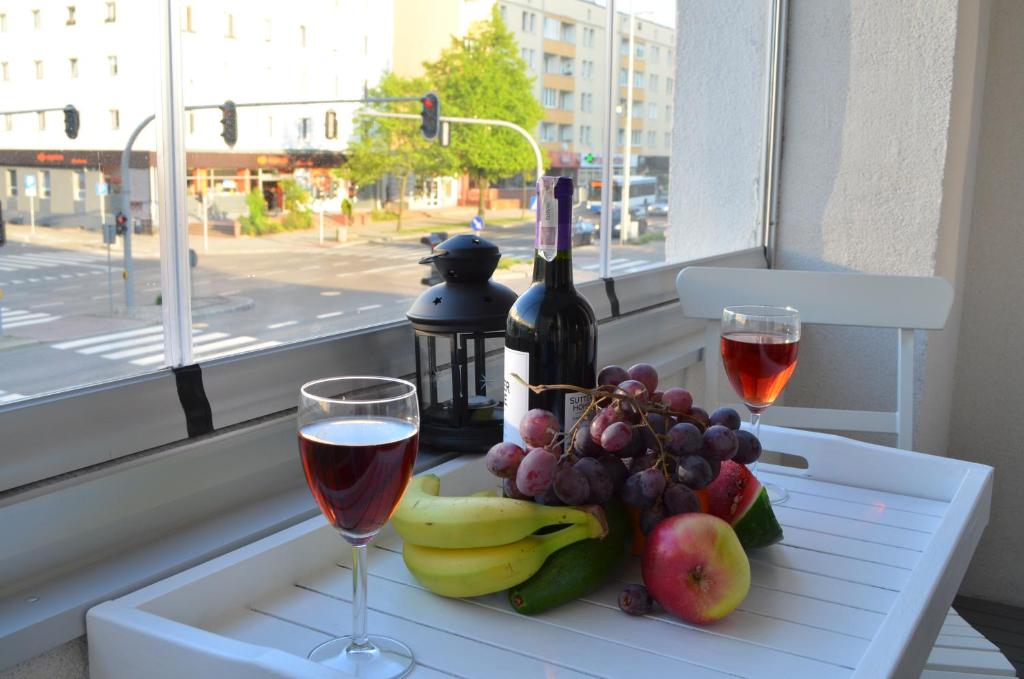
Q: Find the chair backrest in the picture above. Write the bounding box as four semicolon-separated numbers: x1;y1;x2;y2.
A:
676;267;953;449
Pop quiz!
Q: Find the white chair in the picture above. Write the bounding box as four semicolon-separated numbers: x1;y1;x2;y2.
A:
676;266;953;450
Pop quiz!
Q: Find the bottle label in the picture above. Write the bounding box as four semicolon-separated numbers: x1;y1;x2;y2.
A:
563;391;591;451
536;177;558;262
503;346;530;446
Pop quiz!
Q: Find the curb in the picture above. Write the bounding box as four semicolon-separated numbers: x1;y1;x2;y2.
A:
0;335;39;353
132;295;255;322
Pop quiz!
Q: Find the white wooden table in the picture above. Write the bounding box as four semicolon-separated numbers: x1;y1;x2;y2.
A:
87;426;1011;678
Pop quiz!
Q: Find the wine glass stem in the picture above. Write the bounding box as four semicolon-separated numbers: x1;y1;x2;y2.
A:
350;544;370;650
750;411;762;476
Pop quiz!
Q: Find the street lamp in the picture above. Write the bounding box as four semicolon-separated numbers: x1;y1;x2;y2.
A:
620;7;654;245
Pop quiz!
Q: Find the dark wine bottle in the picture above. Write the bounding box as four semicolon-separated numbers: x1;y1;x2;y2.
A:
503;176;597;448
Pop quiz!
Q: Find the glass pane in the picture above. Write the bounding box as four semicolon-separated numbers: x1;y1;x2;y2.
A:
0;2;166;403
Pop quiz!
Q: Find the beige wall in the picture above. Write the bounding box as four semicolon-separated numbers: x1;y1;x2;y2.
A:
392;0;463;78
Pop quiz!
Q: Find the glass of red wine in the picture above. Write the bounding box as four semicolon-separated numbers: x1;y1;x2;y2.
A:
720;306;800;505
298;376;420;678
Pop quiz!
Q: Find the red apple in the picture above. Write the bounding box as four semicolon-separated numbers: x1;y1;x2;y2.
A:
641;513;750;624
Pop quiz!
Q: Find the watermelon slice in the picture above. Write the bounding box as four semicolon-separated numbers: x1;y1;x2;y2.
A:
705;461;783;549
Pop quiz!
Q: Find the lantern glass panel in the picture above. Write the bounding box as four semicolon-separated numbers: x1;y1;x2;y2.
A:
416;333;455;426
459;330;506;427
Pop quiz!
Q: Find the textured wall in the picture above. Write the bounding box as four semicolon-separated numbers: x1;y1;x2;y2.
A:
949;0;1024;606
666;1;767;262
0;638;87;679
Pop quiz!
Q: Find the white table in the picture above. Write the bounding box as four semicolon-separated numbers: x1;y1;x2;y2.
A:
87;426;1011;678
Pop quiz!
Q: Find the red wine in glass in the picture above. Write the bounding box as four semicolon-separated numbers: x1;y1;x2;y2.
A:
720;332;799;413
299;417;418;539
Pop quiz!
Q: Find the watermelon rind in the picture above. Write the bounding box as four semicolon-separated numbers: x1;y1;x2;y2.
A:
733;486;784;549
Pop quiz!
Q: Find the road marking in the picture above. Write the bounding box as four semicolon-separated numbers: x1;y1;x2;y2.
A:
60;274;73;279
12;280;24;284
267;320;298;329
336;264;420;278
198;340;282;362
44;276;57;280
316;311;344;319
53;285;79;292
76;272;87;277
395;297;416;304
30;302;64;309
5;315;62;328
28;278;40;282
320;291;341;296
52;325;164;350
90;294;109;300
357;304;382;312
217;290;240;297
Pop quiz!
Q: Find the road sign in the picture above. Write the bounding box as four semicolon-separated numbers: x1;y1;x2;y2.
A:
103;223;116;244
96;182;109;196
24;174;37;198
470;215;484;232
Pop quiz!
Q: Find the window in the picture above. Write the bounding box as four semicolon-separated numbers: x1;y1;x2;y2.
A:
299;25;306;46
617;128;624;145
633;71;644;88
560;57;574;76
631;129;642;145
108;55;118;76
666;77;673;94
541;87;557;108
66;5;76;25
579;125;591;145
105;1;116;22
543;53;558;74
37;111;46;131
225;12;234;38
1;62;8;81
543;17;559;40
559;124;572;143
649;74;658;91
40;170;51;198
582;27;595;47
69;58;78;78
665;104;671;120
618;68;627;86
3;114;11;131
5;169;16;195
500;5;507;23
633;102;644;118
650;45;660;63
664;131;671;149
581;60;593;80
299;117;312;140
559;91;573;111
0;13;6;31
520;48;534;69
35;60;44;79
635;43;645;59
73;169;86;201
109;108;120;129
188;111;195;133
647;130;656;147
580;92;593;113
185;6;194;31
540;122;556;142
560;23;575;43
521;11;529;32
33;9;41;30
649;103;657;119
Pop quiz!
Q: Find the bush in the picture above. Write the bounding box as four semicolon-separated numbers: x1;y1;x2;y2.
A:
282;210;312;231
239;189;272;235
371;208;399;221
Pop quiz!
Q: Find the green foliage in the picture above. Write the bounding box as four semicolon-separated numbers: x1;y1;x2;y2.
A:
281;179;311;214
425;6;545;211
239;189;272;235
341;198;354;219
371;208;400;221
239;185;311;235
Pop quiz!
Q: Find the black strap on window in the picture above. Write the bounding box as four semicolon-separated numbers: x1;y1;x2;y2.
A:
173;364;214;437
603;277;621;318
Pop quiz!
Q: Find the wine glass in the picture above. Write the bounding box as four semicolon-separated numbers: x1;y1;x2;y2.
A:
720;306;800;505
298;376;420;678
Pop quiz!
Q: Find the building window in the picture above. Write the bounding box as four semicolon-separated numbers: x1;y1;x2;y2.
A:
649;45;659;63
185;5;194;32
581;60;593;80
543;53;558;74
34;60;44;79
73;169;86;201
105;1;116;22
649;103;657;119
559;91;573;111
32;9;41;30
265;18;272;41
300;117;312;140
579;125;591;145
541;88;557;108
520;48;534;69
620;39;629;56
225;12;234;38
188;111;195;134
649;74;658;91
633;102;644;118
647;131;656;147
542;17;558;40
108;55;118;76
110;109;120;130
40;170;51;198
560;57;574;75
667;48;673;62
560;23;575;43
618;69;627;86
635;43;645;59
500;5;507;23
66;5;76;25
530;13;535;32
617;128;624;146
521;11;529;32
665;105;671;120
540;122;556;142
559;124;572;143
633;71;644;88
666;77;673;94
6;169;17;195
631;130;642;145
0;13;7;32
664;132;671;149
1;62;8;81
68;58;78;78
37;111;46;131
580;92;592;113
3;114;11;131
299;25;306;47
582;27;594;47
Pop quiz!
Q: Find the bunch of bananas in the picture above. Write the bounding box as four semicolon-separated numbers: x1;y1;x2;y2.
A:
394;474;607;598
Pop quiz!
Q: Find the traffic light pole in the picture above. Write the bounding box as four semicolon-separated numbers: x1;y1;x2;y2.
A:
360;111;544;189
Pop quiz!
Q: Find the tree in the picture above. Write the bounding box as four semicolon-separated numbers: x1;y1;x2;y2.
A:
341;73;454;230
425;5;545;216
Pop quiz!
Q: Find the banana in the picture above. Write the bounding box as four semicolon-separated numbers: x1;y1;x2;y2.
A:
392;474;607;549
403;521;599;598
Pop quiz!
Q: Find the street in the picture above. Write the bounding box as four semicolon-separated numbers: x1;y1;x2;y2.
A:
0;220;667;403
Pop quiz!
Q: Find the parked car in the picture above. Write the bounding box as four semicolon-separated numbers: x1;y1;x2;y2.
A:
591;207;648;239
572;219;595;246
646;198;669;218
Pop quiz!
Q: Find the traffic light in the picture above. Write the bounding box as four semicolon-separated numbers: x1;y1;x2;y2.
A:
63;105;80;140
325;110;338;140
219;100;238;147
420;92;439;140
115;211;128;236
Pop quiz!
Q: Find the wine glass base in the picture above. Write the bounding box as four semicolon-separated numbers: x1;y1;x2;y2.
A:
764;481;789;505
309;635;414;678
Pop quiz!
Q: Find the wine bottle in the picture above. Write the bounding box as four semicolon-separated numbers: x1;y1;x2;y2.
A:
503;176;597;448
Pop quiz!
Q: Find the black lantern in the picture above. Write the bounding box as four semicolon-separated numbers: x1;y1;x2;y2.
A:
407;234;518;453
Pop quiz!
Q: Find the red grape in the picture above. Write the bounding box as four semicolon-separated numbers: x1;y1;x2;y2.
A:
599;454;629;490
618;583;654;616
616;379;649;406
702;425;739;461
689;406;710;427
663;483;701;515
534;484;565;506
574;457;614;504
519;409;560;449
620;472;652;508
637;467;667;500
572;419;604;457
666;422;702;456
515;447;558;495
627;363;659;395
675;454;713;489
502;476;529;500
598;365;630;387
639;504;666;534
484;442;526;479
661;387;693;415
600;421;634;453
590;406;623;444
651;390;664;404
733;430;763;464
629;450;660;474
709;407;742;431
553;466;591;505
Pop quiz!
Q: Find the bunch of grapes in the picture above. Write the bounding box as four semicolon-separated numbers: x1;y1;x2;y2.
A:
485;363;764;527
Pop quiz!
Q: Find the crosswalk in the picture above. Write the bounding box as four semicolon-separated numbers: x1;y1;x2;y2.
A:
0;307;61;329
53;325;282;367
0;389;27;404
0;250;110;286
580;258;658;275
